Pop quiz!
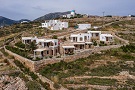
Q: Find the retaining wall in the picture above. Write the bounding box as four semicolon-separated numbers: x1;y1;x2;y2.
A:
5;45;122;72
4;47;35;71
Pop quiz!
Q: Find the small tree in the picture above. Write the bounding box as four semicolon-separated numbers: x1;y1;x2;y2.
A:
52;35;58;39
93;41;97;46
29;41;37;52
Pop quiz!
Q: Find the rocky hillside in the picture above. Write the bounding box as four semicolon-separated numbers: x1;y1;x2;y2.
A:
0;16;16;26
34;11;70;21
0;16;30;27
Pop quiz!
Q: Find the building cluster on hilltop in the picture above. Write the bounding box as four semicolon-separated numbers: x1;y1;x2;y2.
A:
21;10;116;59
62;10;76;18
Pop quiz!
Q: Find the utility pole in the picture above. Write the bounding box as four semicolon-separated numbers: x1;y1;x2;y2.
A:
102;12;105;28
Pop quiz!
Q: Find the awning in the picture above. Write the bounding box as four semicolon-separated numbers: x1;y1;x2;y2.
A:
62;46;75;49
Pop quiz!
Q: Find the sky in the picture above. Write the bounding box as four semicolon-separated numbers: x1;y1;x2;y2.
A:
0;0;134;20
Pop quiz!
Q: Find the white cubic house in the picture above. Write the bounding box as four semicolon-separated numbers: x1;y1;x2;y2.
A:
22;37;59;58
41;20;68;30
22;37;37;44
100;34;114;43
77;24;91;30
70;33;93;50
63;10;76;18
87;31;101;41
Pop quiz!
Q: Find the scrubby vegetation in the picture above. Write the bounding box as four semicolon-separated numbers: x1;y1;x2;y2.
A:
0;23;33;37
89;63;122;76
13;60;51;90
15;41;25;49
84;78;117;86
14;60;38;80
38;44;135;89
119;32;135;42
5;46;30;59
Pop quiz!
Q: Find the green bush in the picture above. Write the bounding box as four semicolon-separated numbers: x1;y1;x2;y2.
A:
90;64;122;76
99;41;107;46
5;46;30;59
52;35;58;39
26;81;41;90
93;41;97;46
120;45;135;53
38;80;51;90
120;54;134;60
15;41;25;48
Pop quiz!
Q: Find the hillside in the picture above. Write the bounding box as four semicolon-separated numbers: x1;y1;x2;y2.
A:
34;11;70;21
0;16;16;26
0;16;30;27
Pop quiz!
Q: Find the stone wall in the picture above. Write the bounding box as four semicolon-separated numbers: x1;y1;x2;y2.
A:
33;45;122;71
5;45;122;72
4;47;35;71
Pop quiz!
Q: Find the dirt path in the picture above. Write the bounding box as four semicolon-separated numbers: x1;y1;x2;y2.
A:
66;84;111;90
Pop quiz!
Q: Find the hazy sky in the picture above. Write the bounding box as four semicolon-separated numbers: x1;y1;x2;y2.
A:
0;0;134;20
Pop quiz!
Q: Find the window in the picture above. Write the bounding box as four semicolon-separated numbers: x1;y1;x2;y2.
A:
96;33;99;37
55;42;57;45
92;33;93;36
84;36;87;40
39;42;42;45
47;51;49;54
80;37;83;41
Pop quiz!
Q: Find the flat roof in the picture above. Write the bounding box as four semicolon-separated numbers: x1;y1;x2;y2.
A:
71;33;89;37
34;48;49;52
38;39;57;42
22;37;32;40
101;34;113;37
70;34;78;37
62;46;75;48
87;31;101;33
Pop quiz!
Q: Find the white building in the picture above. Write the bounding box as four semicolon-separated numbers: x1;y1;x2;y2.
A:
70;33;93;50
93;26;99;29
87;31;101;41
22;37;59;58
70;33;91;43
41;20;68;30
21;21;29;23
62;10;76;18
77;24;91;30
22;36;38;44
100;34;114;42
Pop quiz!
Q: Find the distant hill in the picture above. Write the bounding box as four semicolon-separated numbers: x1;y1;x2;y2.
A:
0;16;16;26
34;11;70;21
0;16;30;27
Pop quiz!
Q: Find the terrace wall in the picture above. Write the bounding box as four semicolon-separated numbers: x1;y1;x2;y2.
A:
5;45;122;72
